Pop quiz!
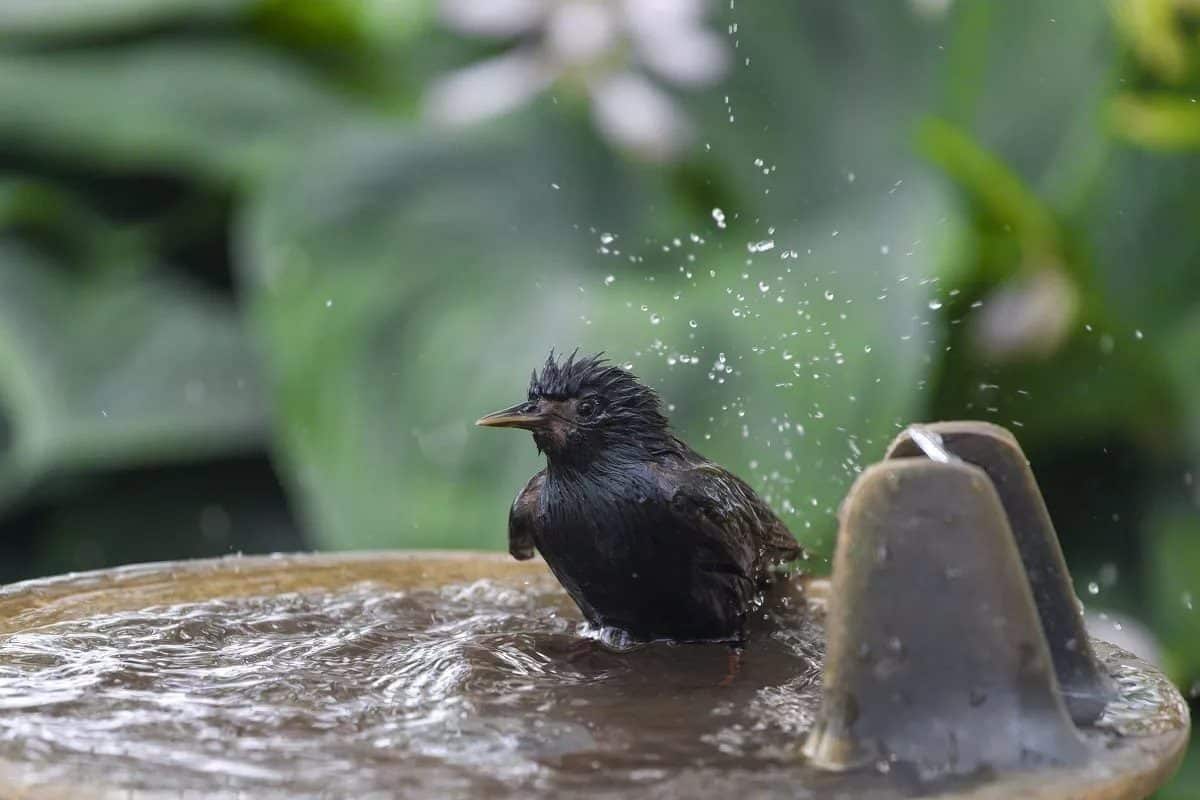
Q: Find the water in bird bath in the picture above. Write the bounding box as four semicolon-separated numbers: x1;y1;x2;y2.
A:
0;555;826;798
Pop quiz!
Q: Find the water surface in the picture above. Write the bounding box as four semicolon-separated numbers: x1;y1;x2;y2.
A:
0;577;828;798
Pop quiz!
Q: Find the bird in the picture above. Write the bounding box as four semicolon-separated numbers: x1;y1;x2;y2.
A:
475;350;804;647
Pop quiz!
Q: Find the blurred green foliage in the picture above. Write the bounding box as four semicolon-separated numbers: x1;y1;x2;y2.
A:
0;0;1198;793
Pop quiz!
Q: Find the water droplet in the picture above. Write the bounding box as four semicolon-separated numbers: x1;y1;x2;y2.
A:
325;299;334;308
599;232;615;245
604;275;615;286
649;313;662;326
928;300;942;310
712;208;727;229
688;319;698;328
1087;581;1100;595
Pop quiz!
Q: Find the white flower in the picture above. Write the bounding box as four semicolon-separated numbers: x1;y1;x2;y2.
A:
424;48;554;126
437;0;548;38
971;267;1080;361
426;0;730;161
590;72;690;161
909;0;954;18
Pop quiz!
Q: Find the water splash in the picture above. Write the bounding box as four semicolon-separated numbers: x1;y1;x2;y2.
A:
905;425;957;464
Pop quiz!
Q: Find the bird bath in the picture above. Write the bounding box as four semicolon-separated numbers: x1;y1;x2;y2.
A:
0;423;1189;799
0;552;1184;800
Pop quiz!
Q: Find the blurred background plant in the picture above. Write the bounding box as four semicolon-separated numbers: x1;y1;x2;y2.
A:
0;0;1197;794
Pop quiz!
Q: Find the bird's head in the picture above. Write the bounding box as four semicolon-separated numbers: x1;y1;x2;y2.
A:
476;350;670;464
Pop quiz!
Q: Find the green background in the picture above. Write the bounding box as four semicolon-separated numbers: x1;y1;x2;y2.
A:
0;1;1197;794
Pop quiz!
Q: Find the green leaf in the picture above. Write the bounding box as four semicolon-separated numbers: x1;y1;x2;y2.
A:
1160;737;1200;800
0;41;365;183
1162;308;1200;454
1110;0;1194;86
918;118;1061;257
1110;93;1200;151
919;122;1189;451
1083;147;1200;340
931;320;1182;452
0;238;265;510
0;0;252;39
1145;505;1200;681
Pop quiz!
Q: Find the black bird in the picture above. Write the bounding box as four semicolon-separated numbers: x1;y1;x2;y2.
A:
476;351;804;645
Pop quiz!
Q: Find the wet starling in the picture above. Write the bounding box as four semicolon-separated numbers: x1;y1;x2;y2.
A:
476;351;804;644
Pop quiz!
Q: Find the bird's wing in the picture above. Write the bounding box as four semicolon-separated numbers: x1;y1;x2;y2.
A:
508;470;545;561
658;454;803;574
712;463;802;563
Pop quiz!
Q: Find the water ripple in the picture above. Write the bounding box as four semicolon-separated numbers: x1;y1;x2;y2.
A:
0;579;821;797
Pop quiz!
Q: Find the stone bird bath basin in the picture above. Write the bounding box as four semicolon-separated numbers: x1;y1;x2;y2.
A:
0;423;1188;799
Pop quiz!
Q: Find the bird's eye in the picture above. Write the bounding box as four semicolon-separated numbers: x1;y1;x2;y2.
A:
577;399;597;418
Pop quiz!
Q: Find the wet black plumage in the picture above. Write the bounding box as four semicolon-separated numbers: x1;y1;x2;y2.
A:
476;351;804;644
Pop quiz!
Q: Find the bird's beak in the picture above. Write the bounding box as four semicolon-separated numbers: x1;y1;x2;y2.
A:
475;402;545;430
